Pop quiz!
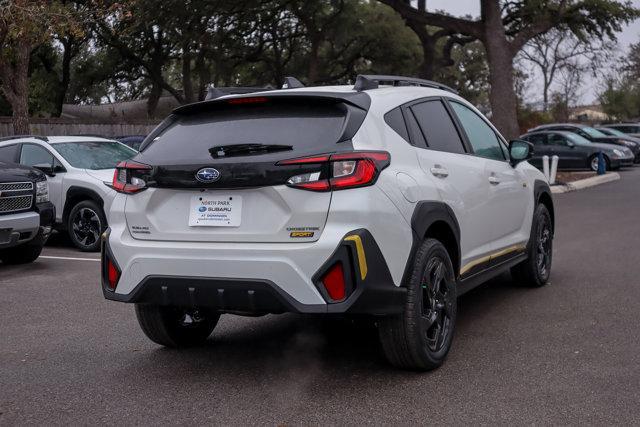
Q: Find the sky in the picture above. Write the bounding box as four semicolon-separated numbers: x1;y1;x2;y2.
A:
424;0;640;104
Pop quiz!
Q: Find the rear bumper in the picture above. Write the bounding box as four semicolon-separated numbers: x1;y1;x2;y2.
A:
102;228;406;315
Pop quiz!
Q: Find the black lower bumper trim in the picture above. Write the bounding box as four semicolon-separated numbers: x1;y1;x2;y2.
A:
104;275;326;314
103;229;407;315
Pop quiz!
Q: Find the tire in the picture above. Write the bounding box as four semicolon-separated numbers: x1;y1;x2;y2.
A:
135;304;220;348
0;241;43;264
378;238;457;371
589;154;609;172
511;204;553;287
67;200;106;252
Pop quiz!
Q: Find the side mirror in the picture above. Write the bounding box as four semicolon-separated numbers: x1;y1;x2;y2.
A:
33;163;55;177
566;141;575;148
509;140;533;166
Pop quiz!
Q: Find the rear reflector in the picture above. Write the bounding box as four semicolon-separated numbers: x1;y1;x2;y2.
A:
321;262;346;301
106;258;120;291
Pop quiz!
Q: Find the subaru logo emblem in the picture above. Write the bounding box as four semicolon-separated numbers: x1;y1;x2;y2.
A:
196;168;220;183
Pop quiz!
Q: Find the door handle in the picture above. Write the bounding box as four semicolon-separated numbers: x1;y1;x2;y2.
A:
430;165;449;178
488;175;500;185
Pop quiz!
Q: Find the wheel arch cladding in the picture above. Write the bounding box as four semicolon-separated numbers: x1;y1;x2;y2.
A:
534;180;554;234
404;201;461;282
63;186;105;224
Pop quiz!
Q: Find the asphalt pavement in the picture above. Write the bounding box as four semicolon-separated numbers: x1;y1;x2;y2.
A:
2;168;640;425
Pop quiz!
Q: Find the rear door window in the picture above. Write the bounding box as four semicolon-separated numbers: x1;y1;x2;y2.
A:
525;133;547;145
410;100;466;154
549;134;566;145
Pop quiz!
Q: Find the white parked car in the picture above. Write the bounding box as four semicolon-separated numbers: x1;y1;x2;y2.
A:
0;136;137;251
101;75;555;370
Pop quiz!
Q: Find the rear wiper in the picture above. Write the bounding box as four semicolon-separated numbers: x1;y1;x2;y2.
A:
209;143;293;159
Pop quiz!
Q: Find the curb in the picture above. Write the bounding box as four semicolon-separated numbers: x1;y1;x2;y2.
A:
551;172;620;194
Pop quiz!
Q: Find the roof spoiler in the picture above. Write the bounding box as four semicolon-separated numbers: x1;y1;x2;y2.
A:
353;74;457;94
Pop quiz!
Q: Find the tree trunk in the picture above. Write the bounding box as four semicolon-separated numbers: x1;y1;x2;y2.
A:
308;37;320;83
9;40;32;134
182;43;194;104
418;35;436;79
481;1;520;139
146;82;162;118
542;71;550;112
406;21;437;80
12;98;30;135
53;39;73;118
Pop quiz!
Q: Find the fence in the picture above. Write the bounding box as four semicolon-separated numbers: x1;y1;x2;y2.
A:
0;117;161;138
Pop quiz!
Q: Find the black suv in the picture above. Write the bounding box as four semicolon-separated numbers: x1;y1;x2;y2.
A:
0;162;55;264
528;123;640;162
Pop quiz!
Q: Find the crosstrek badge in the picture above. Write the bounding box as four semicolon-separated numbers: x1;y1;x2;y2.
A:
290;231;314;238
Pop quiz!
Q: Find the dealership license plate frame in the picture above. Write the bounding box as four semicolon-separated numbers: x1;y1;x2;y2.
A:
188;195;242;227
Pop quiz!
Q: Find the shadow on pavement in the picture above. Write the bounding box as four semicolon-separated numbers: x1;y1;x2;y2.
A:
112;272;532;382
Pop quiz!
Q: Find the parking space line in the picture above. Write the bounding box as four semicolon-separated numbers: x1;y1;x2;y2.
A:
40;255;100;262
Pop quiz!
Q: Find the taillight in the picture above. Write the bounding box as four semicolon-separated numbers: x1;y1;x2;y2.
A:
321;262;346;301
112;161;152;194
277;151;390;191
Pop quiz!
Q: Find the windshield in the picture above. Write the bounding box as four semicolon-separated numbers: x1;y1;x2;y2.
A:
53;141;137;170
565;133;592;145
581;126;607;138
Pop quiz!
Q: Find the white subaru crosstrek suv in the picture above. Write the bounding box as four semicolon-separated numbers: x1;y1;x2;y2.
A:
101;76;554;370
0;136;137;251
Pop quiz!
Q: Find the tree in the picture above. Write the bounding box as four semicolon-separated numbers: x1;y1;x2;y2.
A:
378;0;639;139
599;41;640;120
519;29;614;111
0;0;79;133
435;40;490;111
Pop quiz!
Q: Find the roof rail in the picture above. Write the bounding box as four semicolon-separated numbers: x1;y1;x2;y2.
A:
0;135;48;142
353;75;457;94
282;76;305;89
204;86;274;101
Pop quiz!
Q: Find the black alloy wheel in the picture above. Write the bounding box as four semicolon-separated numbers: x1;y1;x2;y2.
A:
535;211;552;281
421;256;455;353
511;203;553;287
379;238;457;371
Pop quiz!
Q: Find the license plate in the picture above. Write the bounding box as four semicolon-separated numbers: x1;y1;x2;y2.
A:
189;195;242;227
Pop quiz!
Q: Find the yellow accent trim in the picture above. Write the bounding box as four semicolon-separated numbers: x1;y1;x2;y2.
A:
344;235;368;280
460;244;527;276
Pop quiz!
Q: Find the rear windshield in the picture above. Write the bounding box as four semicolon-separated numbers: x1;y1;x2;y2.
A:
142;99;353;163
